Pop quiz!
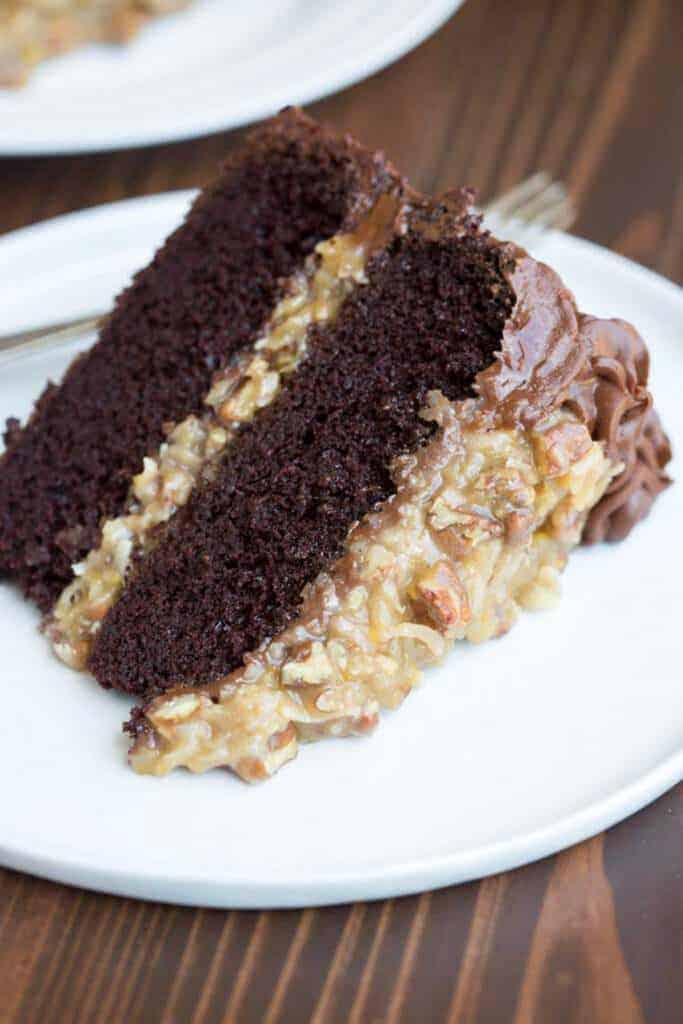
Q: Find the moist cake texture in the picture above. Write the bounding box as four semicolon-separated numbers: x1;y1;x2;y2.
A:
0;109;397;610
0;0;191;86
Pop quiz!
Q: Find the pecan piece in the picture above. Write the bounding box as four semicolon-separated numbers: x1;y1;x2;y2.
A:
414;562;471;635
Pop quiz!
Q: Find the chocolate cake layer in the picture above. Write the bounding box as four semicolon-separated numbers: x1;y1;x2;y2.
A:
90;197;516;696
0;109;394;610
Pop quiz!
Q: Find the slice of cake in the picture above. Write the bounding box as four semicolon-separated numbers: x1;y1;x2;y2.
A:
0;1;192;87
0;109;399;612
0;111;671;783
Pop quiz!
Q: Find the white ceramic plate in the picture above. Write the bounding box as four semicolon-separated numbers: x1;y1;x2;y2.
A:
0;0;463;155
0;193;681;908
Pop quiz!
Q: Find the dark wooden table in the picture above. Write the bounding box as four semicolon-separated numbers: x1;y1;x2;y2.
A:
1;1;681;1020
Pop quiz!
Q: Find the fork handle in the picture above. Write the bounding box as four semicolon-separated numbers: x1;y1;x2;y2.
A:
0;313;104;357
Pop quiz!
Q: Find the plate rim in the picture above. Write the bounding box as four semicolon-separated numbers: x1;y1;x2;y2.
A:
0;191;680;908
1;747;680;908
0;0;463;156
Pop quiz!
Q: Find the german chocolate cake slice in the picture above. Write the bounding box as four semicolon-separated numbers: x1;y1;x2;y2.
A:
0;111;671;783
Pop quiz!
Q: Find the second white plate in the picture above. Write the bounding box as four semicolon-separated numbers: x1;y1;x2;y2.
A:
0;193;681;908
0;0;463;154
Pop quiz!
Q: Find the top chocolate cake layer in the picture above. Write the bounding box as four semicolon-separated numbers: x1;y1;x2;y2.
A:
0;108;396;610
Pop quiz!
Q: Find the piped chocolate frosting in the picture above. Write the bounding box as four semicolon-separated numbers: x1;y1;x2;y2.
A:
568;317;671;542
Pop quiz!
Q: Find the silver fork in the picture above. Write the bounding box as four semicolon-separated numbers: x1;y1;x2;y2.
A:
0;173;575;357
482;171;575;240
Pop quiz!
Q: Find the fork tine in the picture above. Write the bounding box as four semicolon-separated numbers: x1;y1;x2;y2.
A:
481;171;576;249
511;183;571;224
548;204;576;232
524;197;576;231
494;200;576;250
481;172;551;219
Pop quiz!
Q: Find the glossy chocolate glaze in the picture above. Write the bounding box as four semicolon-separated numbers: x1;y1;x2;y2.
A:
476;249;585;428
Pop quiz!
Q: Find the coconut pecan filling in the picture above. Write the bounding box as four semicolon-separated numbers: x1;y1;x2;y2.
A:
46;199;399;670
128;390;618;782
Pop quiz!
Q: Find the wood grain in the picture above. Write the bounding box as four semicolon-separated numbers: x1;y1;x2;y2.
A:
512;839;646;1024
0;0;681;1020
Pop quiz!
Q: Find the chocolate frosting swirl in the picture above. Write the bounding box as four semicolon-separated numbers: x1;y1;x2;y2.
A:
567;316;671;542
474;249;671;542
